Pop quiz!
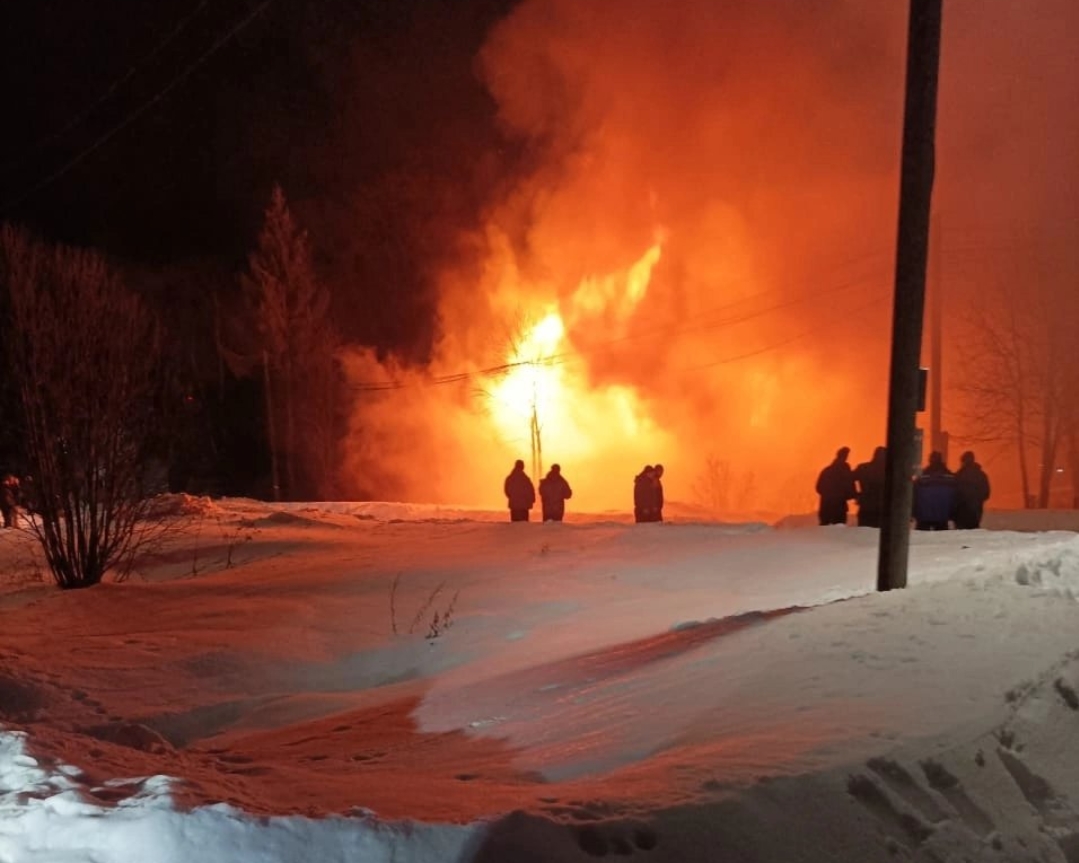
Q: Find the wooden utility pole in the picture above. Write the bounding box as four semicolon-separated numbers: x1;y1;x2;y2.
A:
877;0;943;592
929;215;944;456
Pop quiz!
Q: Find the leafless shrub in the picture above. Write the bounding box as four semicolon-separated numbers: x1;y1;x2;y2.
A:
389;572;460;640
426;591;459;640
692;455;756;516
189;511;208;578
408;581;447;635
389;572;402;635
0;225;169;588
189;511;257;576
216;514;256;569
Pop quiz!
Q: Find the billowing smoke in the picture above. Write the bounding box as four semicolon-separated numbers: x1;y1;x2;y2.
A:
342;0;1079;515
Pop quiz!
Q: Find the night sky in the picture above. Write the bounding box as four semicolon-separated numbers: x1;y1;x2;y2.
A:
1;0;523;491
1;0;517;274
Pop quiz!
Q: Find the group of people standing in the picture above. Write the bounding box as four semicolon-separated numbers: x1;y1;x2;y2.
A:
504;460;573;522
816;446;991;531
504;446;993;530
633;464;665;523
912;450;991;530
502;460;667;523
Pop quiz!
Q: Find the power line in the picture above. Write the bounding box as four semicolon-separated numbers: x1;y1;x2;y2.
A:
347;234;1027;396
667;291;889;376
350;264;897;393
0;0;214;178
1;0;275;212
545;257;891;368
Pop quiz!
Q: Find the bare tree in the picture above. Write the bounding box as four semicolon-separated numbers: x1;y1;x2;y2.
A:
240;185;341;500
0;225;165;588
692;455;756;516
1068;429;1079;509
956;279;1076;508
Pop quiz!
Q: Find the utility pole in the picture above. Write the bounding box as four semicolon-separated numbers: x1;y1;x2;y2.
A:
877;0;943;592
929;215;944;456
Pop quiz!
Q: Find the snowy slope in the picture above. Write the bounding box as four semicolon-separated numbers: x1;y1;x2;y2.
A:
2;498;1079;862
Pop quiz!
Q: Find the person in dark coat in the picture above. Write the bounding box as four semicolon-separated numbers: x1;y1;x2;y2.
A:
853;446;887;528
913;451;957;530
633;465;656;523
504;459;536;522
538;464;573;522
954;450;990;529
815;447;856;526
0;474;19;529
651;464;666;523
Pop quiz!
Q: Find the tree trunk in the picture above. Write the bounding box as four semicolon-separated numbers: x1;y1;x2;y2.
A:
1069;430;1079;509
1037;401;1059;509
1014;362;1032;508
1017;435;1032;508
284;352;297;500
263;351;281;502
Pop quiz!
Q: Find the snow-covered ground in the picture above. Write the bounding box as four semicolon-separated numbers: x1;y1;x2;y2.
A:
2;498;1079;862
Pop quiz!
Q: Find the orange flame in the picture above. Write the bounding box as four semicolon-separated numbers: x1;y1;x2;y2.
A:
478;242;673;503
488;309;565;442
570;242;662;326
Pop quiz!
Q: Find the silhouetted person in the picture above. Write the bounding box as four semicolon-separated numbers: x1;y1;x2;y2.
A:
651;464;666;522
954;450;990;530
1;474;20;529
504;459;536;522
913;451;957;531
634;465;656;523
853;446;888;528
816;447;856;525
538;464;573;522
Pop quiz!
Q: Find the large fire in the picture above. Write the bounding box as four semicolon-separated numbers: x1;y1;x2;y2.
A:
463;241;681;515
486;243;666;484
488;309;565;448
340;1;959;517
343;210;892;516
338;0;1077;515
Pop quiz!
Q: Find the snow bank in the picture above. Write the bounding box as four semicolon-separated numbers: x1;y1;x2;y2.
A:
0;732;485;863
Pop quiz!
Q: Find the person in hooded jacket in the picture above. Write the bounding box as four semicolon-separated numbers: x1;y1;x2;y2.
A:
913;451;957;530
538;463;573;522
954;450;990;529
815;447;856;525
504;459;536;522
853;446;887;528
633;465;656;523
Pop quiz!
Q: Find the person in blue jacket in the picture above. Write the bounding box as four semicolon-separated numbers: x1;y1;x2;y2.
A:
913;451;957;530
